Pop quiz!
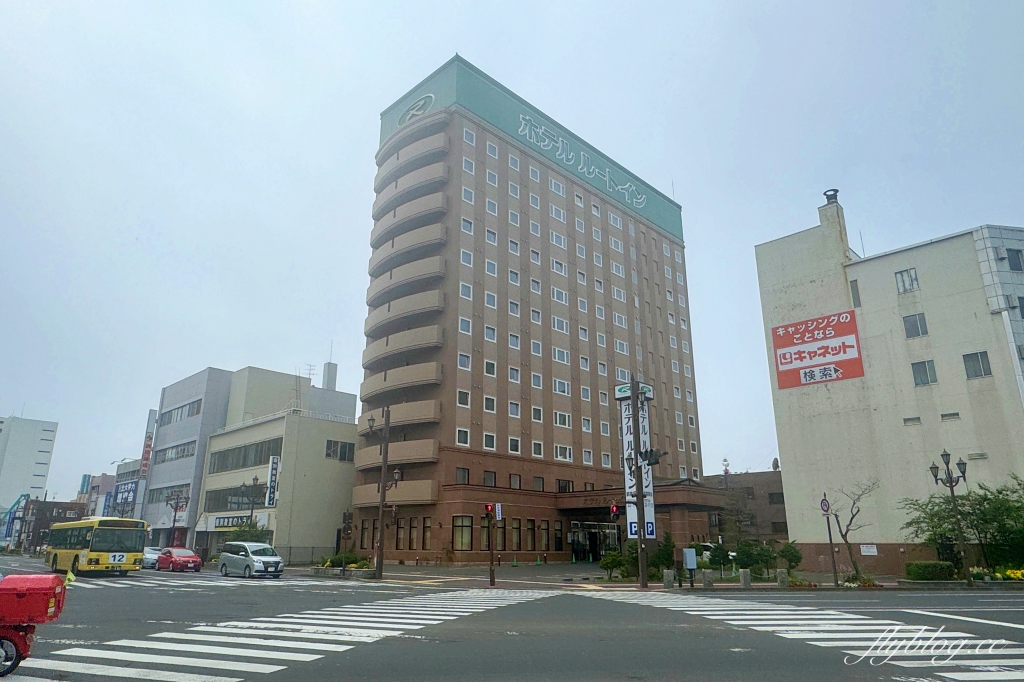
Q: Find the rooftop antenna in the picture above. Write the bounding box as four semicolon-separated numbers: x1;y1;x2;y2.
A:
860;231;866;257
671;180;675;200
294;367;302;411
304;364;317;381
329;339;334;363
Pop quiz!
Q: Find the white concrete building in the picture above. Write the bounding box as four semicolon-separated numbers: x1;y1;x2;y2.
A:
0;416;58;511
756;190;1024;574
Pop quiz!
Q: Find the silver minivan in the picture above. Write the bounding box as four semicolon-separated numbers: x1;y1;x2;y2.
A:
218;542;285;579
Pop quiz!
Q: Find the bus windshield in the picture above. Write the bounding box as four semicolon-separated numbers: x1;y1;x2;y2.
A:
90;528;147;553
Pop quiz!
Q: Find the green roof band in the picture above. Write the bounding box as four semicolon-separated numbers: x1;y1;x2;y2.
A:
380;56;683;243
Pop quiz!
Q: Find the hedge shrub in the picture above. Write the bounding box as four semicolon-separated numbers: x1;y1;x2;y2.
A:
906;561;955;581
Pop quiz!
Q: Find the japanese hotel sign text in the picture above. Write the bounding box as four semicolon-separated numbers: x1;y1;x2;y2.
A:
772;310;864;389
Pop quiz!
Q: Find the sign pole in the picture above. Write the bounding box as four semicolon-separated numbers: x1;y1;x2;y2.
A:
489;512;496;587
822;493;839;588
631;379;649;589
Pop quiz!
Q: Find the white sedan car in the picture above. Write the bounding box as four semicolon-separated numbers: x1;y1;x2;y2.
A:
141;546;162;569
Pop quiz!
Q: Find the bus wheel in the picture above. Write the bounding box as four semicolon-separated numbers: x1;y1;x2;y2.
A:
51;555;58;573
70;557;79;576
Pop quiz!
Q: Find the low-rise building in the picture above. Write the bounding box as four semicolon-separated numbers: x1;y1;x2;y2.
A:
702;470;788;546
17;500;87;552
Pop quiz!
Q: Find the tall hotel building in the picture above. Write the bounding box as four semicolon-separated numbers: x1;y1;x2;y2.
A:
356;56;722;563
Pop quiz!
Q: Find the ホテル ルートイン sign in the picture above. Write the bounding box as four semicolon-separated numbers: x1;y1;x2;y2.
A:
772;310;864;389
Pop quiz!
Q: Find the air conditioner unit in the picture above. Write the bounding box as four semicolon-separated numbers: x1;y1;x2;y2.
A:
996;245;1008;260
1006;294;1019;309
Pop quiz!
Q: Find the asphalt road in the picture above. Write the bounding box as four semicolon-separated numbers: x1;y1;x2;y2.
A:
4;554;1024;681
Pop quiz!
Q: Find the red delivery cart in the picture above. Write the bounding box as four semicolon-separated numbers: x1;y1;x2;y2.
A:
0;574;67;677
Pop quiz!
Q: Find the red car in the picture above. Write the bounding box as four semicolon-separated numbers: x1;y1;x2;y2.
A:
155;547;202;572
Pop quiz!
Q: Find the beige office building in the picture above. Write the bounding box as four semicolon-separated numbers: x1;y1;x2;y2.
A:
357;56;724;565
756;190;1024;574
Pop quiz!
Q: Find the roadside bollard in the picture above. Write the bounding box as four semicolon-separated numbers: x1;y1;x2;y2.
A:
702;569;713;589
777;568;789;588
739;568;752;588
543;553;547;564
663;568;675;589
498;554;501;566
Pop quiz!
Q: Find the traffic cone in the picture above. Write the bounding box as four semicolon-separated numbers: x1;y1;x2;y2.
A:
512;556;518;567
536;555;541;565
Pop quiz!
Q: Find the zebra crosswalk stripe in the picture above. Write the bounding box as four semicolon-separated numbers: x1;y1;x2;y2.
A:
105;639;322;661
51;648;286;673
151;631;354;652
18;658;243;682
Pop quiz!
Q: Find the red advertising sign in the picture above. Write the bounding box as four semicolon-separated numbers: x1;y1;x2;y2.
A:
772;310;864;389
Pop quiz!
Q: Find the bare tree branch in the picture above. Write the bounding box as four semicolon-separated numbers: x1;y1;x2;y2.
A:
830;479;880;580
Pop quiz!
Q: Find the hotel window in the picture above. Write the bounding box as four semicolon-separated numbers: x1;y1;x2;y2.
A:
456;429;470;446
677;273;684;285
1010;249;1024;272
509;269;520;286
550;178;565;196
553;378;571;395
509;401;521;418
677;438;685;450
552;315;569;334
616;367;629;382
530;166;540;182
592;203;601;216
912;360;938;387
551;259;567;276
581;385;591;400
575;193;584;207
487;170;498;187
684;365;692;377
602;452;612;468
532;372;542;389
669;335;677;348
610;237;623;253
484;360;496;377
485;259;497;276
460;282;472;300
903;313;928;338
582;449;593;465
550;231;567;249
663;243;671;257
458;353;471;370
463;157;474;174
594;253;603;267
462;187;474;204
532;340;542;356
552;287;569;305
530;221;541;236
599;391;608;405
963;351;992;379
680;318;688;329
530;193;540;209
509;154;519;171
484;325;496;342
509;210;520;226
895;268;919;293
554;445;572;462
483;433;496;450
576;217;585;233
461;249;473;266
675;411;684;424
530;251;541;265
594;278;604;293
486;228;497;245
597;361;607;376
577;270;587;285
532;442;543;459
551;205;566;223
509;333;520;349
553;347;570;365
484;396;496;413
614;312;627;328
614;339;629;355
608;213;622;229
601;422;610;436
509;182;520;199
577;297;587;313
682;341;690;353
459;317;472;335
487;141;498;158
579;326;589;341
686;390;694;402
675;250;682;263
531;308;541;323
511;518;522;550
691;442;698;454
509;367;520;383
593;226;602;241
554;411;571;428
580;356;590;371
532;406;543;422
612;287;626;303
689;415;696;427
509;300;520;316
462;217;473;234
582;417;592;433
665;266;672;278
452;515;472;551
485;291;497;308
666;290;674;302
457;390;470;408
464;128;475;145
540;519;550;551
509;439;521;456
509;239;520;255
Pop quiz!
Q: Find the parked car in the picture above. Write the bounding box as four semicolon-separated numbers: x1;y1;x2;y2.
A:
141;547;161;569
155;547;202;572
218;542;284;579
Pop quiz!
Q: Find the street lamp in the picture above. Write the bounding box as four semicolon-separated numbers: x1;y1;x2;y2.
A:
366;408;401;580
247;476;260;524
929;449;973;586
165;492;190;547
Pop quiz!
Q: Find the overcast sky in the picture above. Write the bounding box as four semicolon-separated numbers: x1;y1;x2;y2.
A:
2;2;1022;501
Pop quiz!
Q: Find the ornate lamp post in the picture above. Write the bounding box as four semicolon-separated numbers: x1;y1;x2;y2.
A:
929;449;973;586
165;492;190;547
366;409;401;580
246;475;260;524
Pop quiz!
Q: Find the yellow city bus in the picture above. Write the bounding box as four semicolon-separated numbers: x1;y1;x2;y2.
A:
47;517;148;576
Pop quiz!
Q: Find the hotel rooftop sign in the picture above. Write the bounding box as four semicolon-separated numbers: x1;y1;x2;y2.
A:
380;56;683;242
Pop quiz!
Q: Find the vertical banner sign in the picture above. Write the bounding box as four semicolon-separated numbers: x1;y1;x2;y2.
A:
102;491;113;517
114;481;138;512
265;456;280;508
616;385;656;540
772;310;864;389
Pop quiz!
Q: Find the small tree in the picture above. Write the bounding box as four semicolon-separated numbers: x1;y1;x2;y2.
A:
709;543;730;573
831;479;879;581
651;532;676;569
778;542;803;571
226;519;272;544
600;551;626;580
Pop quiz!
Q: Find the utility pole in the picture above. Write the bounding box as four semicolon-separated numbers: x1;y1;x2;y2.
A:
631;379;649;589
372;407;392;581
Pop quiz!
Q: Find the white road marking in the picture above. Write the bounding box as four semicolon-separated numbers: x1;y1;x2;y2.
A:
18;658;243;682
892;658;1024;667
52;647;286;673
152;631;353;652
905;610;1024;631
778;631;976;639
254;616;422;629
937;673;1024;681
216;620;402;638
106;639;322;661
841;647;1024;657
189;625;381;643
280;612;444;625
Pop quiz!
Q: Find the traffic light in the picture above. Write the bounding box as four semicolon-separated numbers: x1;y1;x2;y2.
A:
484;503;494;517
610;503;621;521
